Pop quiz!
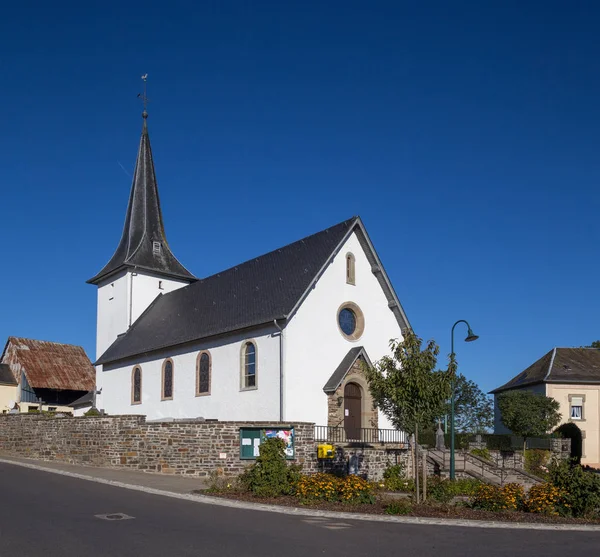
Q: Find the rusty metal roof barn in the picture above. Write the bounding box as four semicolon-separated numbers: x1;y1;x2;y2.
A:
0;337;95;391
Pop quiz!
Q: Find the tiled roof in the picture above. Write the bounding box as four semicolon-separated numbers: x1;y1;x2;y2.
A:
87;116;196;285
491;348;600;394
97;216;410;365
1;337;95;391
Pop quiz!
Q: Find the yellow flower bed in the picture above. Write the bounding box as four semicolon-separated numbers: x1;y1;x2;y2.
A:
296;473;373;503
525;483;565;516
471;483;524;511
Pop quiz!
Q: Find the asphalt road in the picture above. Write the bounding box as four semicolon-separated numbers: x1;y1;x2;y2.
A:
0;463;598;557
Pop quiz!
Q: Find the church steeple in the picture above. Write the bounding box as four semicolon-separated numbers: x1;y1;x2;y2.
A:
87;105;196;285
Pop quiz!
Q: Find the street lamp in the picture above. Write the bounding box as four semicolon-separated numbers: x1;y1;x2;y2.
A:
450;319;479;480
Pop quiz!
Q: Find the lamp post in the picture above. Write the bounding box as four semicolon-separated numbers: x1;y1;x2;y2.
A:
450;319;479;480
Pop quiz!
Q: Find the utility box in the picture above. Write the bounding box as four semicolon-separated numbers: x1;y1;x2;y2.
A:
317;444;335;459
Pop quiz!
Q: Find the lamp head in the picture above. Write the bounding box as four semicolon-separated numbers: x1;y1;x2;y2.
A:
465;327;479;343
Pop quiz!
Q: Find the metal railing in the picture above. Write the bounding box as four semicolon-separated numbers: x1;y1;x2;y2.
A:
314;425;407;444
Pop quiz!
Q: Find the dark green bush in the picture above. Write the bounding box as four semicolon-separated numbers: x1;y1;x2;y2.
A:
549;459;600;518
239;438;300;497
383;463;414;492
481;434;512;451
427;477;482;502
84;408;102;417
385;499;412;515
524;449;551;478
470;447;492;461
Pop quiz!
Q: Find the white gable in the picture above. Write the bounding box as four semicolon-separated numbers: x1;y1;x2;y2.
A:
283;230;404;427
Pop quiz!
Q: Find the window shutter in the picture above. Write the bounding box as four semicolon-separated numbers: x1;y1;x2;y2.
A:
571;396;583;407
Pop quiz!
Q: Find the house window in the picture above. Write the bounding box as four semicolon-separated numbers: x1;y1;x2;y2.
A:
242;342;257;389
132;366;142;404
570;396;584;420
346;253;356;285
197;351;211;396
162;360;174;400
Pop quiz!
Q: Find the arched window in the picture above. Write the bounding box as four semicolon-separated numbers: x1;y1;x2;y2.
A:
197;351;211;396
132;366;142;404
162;359;174;400
242;342;257;389
346;253;356;285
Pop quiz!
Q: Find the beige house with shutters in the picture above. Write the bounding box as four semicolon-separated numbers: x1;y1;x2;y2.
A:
492;348;600;468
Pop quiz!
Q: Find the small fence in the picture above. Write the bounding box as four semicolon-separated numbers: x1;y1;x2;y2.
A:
314;425;407;445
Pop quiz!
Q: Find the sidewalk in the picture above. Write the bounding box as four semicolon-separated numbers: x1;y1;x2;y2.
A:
0;454;209;494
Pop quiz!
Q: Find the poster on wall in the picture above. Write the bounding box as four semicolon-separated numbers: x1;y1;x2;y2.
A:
264;429;294;458
239;427;295;459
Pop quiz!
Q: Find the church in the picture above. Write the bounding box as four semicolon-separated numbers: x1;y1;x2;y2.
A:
89;107;410;434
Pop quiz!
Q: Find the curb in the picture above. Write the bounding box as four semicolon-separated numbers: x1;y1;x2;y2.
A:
1;457;600;532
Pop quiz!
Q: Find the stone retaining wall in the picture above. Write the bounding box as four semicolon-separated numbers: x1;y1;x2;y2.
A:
0;414;316;477
0;414;408;480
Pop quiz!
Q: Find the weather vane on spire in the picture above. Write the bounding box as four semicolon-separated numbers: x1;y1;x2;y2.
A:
138;73;149;118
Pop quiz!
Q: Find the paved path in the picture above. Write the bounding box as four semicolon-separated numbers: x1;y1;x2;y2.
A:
0;459;599;556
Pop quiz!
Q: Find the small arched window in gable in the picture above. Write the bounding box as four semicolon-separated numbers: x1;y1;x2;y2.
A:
132;366;142;404
346;253;356;285
162;359;174;400
197;351;211;396
242;342;257;389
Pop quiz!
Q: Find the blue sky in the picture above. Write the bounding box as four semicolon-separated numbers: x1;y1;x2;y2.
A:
2;1;599;394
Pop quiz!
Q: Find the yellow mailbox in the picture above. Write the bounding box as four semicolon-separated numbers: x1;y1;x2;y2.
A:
317;444;335;459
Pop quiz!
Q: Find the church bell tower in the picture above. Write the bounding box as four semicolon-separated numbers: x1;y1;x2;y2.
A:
88;82;196;361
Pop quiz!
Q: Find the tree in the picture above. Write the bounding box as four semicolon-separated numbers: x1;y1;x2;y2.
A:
587;340;600;349
497;390;561;452
443;373;494;433
364;331;452;499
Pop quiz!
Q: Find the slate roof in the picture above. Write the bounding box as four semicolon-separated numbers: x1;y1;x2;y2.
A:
491;348;600;394
69;391;94;408
97;216;410;365
1;337;95;391
0;363;17;386
323;347;372;393
87;114;196;285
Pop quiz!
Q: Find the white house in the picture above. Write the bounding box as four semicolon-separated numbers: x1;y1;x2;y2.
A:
89;108;410;437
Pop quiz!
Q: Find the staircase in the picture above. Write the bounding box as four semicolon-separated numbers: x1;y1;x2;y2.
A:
427;448;541;489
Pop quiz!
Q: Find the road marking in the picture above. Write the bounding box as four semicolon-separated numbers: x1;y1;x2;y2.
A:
95;513;135;521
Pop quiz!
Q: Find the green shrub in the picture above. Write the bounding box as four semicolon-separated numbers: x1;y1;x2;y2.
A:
385;499;412;515
427;477;455;503
549;459;600;518
470;448;492;461
426;477;482;502
524;449;550;478
239;438;300;497
84;408;102;417
383;463;414;492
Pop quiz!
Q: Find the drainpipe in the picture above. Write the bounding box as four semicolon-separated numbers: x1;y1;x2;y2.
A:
274;319;284;421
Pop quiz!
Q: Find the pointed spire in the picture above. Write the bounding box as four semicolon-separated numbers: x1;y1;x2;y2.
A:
87;83;195;285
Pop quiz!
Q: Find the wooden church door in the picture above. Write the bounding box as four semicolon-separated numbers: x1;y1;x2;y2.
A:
344;383;362;441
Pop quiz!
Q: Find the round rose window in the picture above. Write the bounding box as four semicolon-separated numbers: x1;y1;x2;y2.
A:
339;308;357;336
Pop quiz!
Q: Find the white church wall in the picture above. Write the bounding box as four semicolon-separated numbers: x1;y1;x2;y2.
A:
97;325;281;421
96;270;129;360
284;231;403;429
95;271;189;360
